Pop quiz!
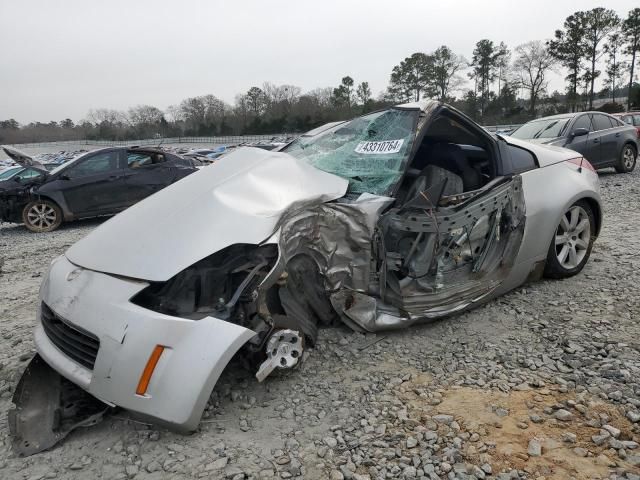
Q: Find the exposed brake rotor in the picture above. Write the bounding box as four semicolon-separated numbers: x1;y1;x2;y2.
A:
255;329;304;382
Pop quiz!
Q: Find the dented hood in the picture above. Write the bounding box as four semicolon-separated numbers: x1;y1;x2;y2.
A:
65;147;349;281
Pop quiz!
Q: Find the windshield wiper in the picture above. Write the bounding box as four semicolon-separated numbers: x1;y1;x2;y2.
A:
533;122;556;139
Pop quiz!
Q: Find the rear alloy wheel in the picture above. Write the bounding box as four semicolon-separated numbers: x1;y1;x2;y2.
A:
615;144;637;173
22;200;62;233
544;201;595;279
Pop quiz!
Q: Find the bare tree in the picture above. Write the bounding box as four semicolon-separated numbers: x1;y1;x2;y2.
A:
305;87;333;108
513;41;557;114
262;82;301;117
164;104;182;123
86;108;128;126
128;105;164;126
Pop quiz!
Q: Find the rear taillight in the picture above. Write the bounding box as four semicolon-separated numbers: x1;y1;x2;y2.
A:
566;157;596;173
636;127;640;139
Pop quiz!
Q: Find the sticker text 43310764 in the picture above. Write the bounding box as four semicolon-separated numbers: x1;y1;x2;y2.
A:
355;139;404;155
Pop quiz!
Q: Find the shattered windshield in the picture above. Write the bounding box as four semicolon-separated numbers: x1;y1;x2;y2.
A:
511;117;572;140
283;109;419;196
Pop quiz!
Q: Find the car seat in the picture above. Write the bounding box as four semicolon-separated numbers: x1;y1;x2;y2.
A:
428;143;482;192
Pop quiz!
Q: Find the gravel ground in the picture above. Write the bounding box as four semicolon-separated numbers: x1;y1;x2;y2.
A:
0;167;640;480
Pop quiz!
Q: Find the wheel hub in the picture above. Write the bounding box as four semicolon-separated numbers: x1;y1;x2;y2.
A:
255;329;304;382
624;148;635;169
26;203;57;230
554;206;590;269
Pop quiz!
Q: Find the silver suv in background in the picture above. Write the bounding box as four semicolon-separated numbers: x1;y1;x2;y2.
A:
510;111;638;173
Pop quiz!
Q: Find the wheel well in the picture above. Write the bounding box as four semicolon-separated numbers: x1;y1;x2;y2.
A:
30;195;62;210
581;197;602;237
25;195;65;219
624;142;638;155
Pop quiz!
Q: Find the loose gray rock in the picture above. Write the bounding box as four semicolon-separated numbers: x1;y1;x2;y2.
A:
432;414;454;425
602;424;620;438
592;433;610;446
554;409;573;421
527;438;542;457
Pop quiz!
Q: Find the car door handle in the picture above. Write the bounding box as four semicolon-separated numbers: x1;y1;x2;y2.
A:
593;138;599;143
108;175;122;180
615;132;621;137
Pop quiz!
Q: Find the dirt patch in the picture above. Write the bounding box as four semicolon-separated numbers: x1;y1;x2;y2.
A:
396;377;640;479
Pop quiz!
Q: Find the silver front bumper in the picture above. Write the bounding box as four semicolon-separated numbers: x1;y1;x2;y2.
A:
36;255;256;430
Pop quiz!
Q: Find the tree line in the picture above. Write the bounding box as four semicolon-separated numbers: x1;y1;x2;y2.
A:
1;7;639;144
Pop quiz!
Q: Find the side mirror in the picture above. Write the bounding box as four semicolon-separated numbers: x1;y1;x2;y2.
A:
571;128;589;138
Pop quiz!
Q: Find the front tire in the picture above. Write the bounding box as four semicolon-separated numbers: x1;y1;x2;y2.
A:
614;144;637;173
543;200;595;279
22;200;63;233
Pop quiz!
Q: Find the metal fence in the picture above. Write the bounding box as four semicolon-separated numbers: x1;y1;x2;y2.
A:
6;134;297;149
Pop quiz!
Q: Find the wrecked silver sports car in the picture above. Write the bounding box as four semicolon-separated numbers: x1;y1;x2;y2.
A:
11;100;602;454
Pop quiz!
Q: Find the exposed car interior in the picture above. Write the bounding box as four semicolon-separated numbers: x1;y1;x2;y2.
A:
397;109;497;205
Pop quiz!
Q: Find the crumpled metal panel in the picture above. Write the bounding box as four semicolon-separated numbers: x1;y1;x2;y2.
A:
329;177;526;332
277;194;394;293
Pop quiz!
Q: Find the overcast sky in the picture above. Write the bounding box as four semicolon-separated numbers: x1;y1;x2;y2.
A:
0;0;636;123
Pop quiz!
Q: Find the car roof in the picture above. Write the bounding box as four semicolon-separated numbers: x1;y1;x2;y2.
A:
527;111;624;123
527;113;575;122
395;99;439;112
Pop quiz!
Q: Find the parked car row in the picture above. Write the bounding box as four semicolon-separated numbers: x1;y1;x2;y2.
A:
11;99;614;454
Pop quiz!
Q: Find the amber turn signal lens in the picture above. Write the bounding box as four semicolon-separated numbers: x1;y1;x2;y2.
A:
136;345;165;396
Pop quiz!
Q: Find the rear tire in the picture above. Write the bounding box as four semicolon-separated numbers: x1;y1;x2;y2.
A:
22;199;63;233
543;200;595;279
614;144;637;173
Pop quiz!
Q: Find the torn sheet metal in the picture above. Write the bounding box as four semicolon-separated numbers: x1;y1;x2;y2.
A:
8;355;109;456
277;193;394;293
328;177;526;332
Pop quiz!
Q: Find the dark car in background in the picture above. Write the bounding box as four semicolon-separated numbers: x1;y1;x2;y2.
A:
0;146;198;232
510;111;638;173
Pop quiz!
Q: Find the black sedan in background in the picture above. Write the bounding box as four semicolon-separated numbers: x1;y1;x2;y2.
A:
510;111;638;173
0;146;198;232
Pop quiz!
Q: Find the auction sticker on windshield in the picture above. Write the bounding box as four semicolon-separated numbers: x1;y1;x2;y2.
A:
355;139;404;155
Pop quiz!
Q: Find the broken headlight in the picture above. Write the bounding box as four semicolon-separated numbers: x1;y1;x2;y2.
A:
131;244;279;322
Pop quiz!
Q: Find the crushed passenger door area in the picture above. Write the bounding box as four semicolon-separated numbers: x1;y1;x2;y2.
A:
332;176;526;331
